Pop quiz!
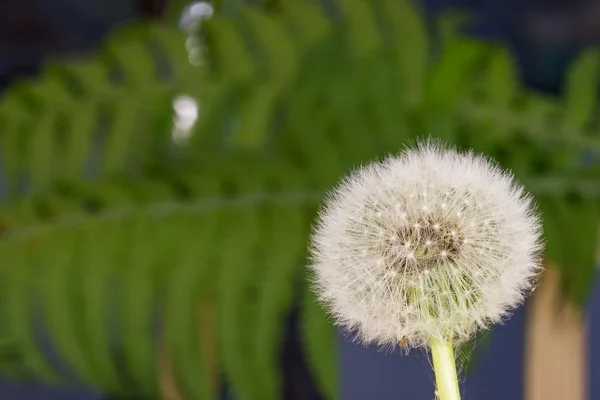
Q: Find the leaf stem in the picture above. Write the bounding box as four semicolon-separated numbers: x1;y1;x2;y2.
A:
430;336;461;400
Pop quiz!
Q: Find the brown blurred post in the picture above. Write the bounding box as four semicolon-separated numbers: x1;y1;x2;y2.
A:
159;300;218;400
524;265;587;400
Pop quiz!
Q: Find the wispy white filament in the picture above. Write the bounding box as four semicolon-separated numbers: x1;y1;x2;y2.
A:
308;141;544;349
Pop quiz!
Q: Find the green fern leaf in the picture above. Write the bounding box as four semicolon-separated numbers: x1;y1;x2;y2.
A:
4;204;61;383
253;205;306;400
120;215;160;397
337;0;380;59
41;224;98;386
381;0;428;108
563;51;600;131
300;279;338;400
551;196;598;307
165;212;220;400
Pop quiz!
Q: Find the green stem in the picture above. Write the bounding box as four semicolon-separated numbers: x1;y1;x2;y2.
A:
430;337;461;400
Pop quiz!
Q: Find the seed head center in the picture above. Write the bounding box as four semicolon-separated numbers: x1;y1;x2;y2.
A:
384;216;465;273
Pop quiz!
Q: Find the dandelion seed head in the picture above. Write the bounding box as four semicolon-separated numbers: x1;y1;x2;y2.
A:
308;140;543;349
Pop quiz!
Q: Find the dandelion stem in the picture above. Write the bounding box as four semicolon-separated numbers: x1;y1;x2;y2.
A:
430;336;461;400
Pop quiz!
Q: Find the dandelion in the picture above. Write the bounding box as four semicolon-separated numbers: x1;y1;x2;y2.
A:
308;140;543;400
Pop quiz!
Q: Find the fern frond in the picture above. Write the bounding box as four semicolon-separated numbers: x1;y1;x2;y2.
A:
0;24;201;198
300;277;338;400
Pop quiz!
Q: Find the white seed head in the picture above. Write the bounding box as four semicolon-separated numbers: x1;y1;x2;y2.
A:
308;141;544;349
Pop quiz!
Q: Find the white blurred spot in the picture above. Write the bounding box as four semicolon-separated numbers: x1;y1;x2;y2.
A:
186;36;200;51
180;2;214;31
172;95;199;145
188;47;203;66
180;2;214;66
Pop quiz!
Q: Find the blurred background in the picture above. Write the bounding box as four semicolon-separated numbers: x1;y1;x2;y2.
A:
0;0;598;399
